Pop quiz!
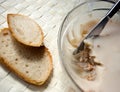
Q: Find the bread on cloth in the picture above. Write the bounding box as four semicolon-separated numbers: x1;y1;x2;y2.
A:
7;14;44;47
0;28;52;85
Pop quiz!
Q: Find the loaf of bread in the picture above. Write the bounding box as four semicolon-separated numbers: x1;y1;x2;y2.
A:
7;14;44;47
0;28;52;85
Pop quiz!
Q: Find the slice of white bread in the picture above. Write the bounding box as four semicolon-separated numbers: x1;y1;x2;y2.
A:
7;14;43;47
0;28;52;85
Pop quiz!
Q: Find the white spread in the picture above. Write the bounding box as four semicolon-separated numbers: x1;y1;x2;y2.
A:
82;21;120;92
62;17;120;92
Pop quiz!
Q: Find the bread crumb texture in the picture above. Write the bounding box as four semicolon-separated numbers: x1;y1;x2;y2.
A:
0;28;52;85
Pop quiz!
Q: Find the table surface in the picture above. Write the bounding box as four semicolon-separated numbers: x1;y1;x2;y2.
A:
0;0;83;92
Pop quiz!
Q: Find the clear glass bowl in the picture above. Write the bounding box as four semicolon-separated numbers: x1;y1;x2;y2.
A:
58;0;120;92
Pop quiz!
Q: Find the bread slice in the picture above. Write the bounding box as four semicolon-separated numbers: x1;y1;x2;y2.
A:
7;14;44;47
0;28;52;85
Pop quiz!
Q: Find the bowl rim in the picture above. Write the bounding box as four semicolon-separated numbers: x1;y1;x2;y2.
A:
58;0;115;91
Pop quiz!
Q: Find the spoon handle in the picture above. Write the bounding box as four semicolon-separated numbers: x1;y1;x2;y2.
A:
73;0;120;55
86;0;120;38
107;0;120;18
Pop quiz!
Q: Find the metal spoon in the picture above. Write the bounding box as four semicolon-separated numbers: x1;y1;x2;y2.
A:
73;0;120;55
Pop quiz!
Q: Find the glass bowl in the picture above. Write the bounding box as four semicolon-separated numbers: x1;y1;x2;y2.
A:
58;0;120;92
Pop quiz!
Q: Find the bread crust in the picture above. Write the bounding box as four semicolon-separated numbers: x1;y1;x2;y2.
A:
0;48;52;85
7;14;44;47
0;28;53;85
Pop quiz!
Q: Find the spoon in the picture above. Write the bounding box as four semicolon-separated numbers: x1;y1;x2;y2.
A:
73;0;120;55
